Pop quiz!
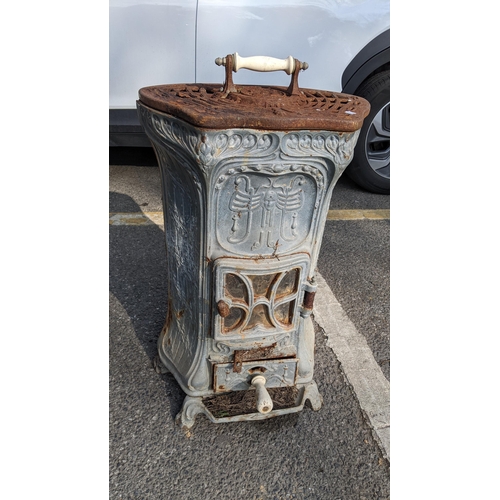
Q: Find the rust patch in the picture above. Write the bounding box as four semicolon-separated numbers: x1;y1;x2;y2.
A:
248;366;267;374
303;290;316;311
203;386;299;418
217;300;230;318
138;83;370;132
233;343;277;373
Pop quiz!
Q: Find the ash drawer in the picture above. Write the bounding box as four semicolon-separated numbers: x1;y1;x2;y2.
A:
213;358;298;393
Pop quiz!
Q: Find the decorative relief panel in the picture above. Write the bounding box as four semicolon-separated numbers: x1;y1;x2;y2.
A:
215;170;320;255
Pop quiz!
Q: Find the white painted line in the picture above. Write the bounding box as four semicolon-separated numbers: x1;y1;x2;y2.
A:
313;271;390;461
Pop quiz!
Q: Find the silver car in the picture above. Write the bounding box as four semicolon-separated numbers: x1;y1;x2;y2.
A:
110;0;390;193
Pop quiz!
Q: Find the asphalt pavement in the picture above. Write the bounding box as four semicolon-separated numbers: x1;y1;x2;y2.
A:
109;148;390;499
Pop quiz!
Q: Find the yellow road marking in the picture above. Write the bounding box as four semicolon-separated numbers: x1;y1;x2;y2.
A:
109;209;389;226
109;212;164;226
327;209;390;220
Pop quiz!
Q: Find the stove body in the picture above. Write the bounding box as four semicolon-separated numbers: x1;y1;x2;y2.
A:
137;60;369;428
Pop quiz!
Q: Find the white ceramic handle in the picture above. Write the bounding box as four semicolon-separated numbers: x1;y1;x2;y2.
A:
251;375;273;414
215;53;308;75
234;54;296;74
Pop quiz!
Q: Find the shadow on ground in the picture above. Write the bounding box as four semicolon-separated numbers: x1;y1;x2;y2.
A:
109;191;185;420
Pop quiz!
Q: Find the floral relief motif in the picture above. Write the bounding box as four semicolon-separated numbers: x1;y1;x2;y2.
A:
283;130;359;168
147;110;201;158
199;131;277;168
139;106;354;177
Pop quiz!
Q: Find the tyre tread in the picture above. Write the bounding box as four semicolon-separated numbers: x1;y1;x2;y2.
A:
345;70;390;194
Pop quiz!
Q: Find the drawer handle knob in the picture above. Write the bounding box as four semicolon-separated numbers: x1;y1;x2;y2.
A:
251;375;273;414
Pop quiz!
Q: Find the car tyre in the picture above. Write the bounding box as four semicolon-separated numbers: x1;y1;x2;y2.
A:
346;70;390;194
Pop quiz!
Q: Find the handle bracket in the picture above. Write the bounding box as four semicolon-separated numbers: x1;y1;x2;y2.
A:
215;52;308;97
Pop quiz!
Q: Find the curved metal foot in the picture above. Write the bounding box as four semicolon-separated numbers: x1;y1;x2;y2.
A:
175;396;206;430
303;380;323;411
153;354;169;374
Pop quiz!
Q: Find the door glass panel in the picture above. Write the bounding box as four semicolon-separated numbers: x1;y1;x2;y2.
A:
248;273;279;299
275;300;295;326
276;268;299;298
245;303;273;331
225;273;248;303
223;306;245;333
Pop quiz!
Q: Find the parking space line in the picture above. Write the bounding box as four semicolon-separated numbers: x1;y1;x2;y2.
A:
313;271;390;461
109;210;389;226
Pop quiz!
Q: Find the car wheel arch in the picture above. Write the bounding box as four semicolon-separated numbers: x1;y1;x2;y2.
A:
341;31;390;194
341;29;390;96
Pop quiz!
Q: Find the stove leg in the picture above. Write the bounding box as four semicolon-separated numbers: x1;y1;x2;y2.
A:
303;380;323;411
175;395;206;430
153;354;169;374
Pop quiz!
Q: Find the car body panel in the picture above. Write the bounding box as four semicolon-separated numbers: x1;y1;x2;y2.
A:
196;0;389;92
109;0;197;108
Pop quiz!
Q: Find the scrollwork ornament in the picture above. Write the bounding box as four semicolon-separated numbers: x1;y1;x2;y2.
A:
203;131;279;164
198;135;214;166
212;341;231;354
325;130;360;168
282;130;359;169
140;107;204;167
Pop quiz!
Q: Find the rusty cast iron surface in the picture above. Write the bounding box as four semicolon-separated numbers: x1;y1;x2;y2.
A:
203;385;299;418
138;83;370;132
233;343;282;373
302;290;316;311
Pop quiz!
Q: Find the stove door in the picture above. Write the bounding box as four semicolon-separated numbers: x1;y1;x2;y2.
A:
213;253;310;342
